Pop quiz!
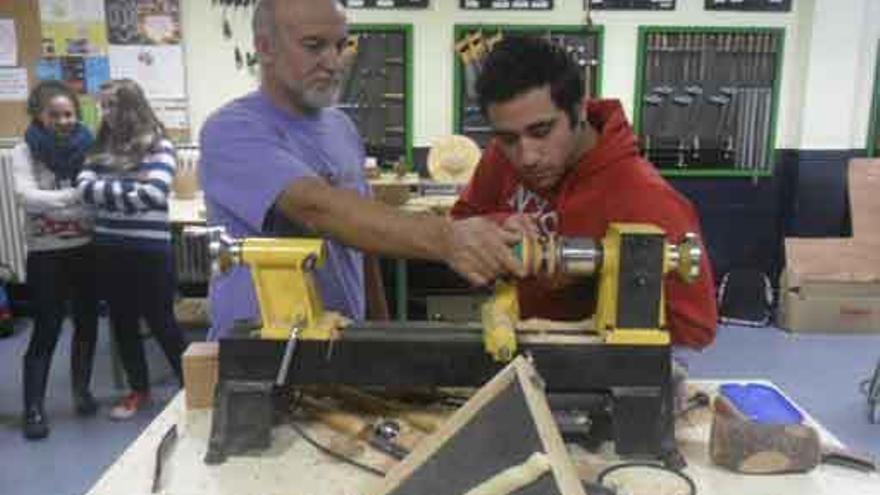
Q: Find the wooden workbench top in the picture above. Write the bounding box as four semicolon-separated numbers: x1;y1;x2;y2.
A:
86;381;880;495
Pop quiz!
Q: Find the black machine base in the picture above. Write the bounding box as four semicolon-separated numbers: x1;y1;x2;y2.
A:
204;322;680;467
204;380;274;465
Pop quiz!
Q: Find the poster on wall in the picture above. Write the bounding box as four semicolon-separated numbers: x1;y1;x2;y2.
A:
0;68;29;101
108;44;185;99
34;55;110;94
105;0;181;45
0;19;18;67
39;0;108;56
36;0;191;140
151;97;190;141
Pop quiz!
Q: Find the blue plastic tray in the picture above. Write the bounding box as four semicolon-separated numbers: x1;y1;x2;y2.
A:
719;383;804;425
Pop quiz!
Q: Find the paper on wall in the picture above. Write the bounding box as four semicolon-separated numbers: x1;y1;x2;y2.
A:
0;19;17;67
108;44;186;99
0;68;29;101
39;0;105;23
41;22;109;56
151;98;190;136
106;0;181;45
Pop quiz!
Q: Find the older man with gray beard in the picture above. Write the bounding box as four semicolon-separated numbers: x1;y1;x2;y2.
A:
199;0;525;338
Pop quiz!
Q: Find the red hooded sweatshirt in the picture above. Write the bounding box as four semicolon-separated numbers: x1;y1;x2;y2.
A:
450;99;717;349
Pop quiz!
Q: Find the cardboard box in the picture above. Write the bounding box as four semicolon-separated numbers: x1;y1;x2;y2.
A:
778;160;880;333
182;342;218;409
778;271;880;333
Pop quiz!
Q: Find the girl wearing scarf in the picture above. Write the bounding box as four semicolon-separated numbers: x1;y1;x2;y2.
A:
12;80;99;439
76;79;184;420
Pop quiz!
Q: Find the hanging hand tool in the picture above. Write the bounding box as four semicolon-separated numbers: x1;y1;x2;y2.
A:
671;93;694;168
456;32;482;102
469;29;489;70
642;93;664;158
339;34;361;103
222;9;232;40
234;46;243;70
485;30;504;51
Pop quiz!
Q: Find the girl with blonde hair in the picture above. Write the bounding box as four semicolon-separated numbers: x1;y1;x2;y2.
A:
76;79;185;420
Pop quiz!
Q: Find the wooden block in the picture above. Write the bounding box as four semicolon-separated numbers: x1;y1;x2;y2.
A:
182;342;218;409
365;356;586;495
710;397;820;474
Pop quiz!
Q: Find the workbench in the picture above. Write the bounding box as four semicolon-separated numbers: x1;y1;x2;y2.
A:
86;381;879;495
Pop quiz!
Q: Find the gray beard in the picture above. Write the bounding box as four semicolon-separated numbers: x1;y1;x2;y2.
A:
292;84;338;114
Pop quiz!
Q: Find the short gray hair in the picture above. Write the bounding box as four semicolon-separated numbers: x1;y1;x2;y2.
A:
252;0;278;43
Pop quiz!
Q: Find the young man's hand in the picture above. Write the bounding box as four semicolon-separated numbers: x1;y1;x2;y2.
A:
444;217;525;286
501;213;540;241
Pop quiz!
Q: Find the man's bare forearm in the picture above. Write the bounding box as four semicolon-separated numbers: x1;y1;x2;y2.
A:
277;178;451;260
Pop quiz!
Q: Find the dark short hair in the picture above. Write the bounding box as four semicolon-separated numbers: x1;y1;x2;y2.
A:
26;80;81;121
476;36;584;127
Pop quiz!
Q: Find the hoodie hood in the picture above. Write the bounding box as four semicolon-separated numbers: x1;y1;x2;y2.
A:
567;99;642;183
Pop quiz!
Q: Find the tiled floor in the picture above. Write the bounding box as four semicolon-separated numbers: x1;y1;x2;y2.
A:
0;319;182;495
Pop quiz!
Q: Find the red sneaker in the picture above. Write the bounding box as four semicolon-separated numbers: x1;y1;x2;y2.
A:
109;391;151;420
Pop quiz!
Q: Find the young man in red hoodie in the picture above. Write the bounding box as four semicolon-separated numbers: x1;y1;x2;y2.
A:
451;36;717;349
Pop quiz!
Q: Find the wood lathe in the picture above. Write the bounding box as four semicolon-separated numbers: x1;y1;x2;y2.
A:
184;223;703;468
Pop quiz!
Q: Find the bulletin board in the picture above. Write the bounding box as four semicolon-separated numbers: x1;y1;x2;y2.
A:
0;0;41;138
0;0;190;142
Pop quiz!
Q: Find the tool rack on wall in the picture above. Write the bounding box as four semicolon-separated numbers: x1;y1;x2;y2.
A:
634;26;784;177
704;0;792;12
453;25;603;149
586;0;675;10
337;24;414;168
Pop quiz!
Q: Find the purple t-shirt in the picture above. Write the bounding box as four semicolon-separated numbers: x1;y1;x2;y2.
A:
199;91;368;339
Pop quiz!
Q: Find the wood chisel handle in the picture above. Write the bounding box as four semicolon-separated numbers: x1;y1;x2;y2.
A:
330;385;446;433
299;395;368;437
299;395;412;460
398;410;446;434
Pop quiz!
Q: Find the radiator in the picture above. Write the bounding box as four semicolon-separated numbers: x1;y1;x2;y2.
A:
172;225;210;284
176;146;200;183
171;145;210;284
0;146;27;282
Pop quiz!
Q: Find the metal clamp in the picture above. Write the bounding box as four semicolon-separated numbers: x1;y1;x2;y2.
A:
276;320;303;387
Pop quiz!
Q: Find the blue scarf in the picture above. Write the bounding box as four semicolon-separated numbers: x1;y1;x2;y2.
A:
24;122;94;181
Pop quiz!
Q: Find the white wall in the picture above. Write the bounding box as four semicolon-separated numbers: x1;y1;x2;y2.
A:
798;0;878;149
853;0;880;150
181;0;875;151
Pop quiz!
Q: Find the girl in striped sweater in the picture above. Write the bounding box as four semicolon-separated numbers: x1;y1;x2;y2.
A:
76;79;185;420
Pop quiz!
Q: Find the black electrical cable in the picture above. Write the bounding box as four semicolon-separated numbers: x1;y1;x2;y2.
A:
595;462;697;495
289;421;386;477
287;389;385;477
581;481;616;495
